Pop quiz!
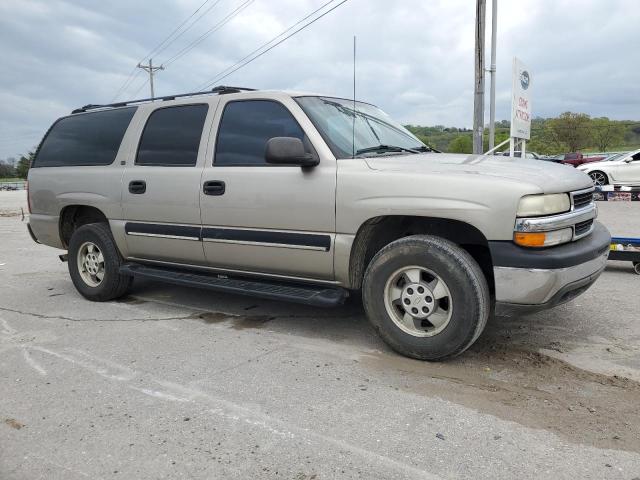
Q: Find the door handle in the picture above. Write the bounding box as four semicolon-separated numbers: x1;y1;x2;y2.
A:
203;180;225;196
129;180;146;194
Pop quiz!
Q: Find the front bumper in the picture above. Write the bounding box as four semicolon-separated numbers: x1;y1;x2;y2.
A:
491;222;610;315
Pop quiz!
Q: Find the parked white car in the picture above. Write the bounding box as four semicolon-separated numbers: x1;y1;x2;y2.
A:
578;148;640;186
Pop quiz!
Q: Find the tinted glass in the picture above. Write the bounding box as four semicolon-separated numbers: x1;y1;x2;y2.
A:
137;104;208;166
215;100;304;166
34;108;136;167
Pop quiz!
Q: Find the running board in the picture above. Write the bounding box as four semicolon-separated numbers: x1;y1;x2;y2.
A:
119;263;347;308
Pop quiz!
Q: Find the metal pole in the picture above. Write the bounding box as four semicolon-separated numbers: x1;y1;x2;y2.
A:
473;0;486;154
137;58;164;100
149;58;155;99
352;36;356;159
488;0;497;152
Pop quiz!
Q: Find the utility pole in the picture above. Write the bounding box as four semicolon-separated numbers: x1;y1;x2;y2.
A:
488;0;497;152
137;58;164;99
473;0;486;154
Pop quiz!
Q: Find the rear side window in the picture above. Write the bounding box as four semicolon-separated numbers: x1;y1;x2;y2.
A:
33;108;136;167
215;100;305;166
136;104;208;166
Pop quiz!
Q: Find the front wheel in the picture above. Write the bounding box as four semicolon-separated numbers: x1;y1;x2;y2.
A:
362;235;490;361
68;223;132;301
589;171;608;186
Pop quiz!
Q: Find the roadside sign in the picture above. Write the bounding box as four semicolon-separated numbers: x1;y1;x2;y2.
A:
510;57;531;140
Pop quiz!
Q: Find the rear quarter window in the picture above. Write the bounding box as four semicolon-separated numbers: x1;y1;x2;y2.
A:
33;107;136;167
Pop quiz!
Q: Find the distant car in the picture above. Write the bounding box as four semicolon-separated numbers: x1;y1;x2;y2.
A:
562;152;606;167
577;148;640;186
500;151;562;163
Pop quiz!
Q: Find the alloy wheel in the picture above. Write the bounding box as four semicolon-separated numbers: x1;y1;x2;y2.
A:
383;265;453;337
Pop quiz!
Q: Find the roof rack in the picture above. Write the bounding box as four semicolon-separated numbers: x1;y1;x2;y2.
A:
71;86;256;114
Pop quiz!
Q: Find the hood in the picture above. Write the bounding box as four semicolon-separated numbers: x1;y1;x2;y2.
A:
364;152;593;193
578;159;626;169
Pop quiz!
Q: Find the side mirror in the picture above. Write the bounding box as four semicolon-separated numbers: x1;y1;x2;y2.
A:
265;137;318;167
624;157;633;163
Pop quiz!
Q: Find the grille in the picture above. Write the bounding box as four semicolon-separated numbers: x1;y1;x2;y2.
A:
572;191;593;210
574;219;593;236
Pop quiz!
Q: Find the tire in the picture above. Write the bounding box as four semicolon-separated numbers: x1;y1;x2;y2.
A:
589;170;608;186
68;223;132;301
633;262;640;276
362;235;490;361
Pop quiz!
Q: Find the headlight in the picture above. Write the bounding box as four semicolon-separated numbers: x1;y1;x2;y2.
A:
514;228;573;248
517;194;570;217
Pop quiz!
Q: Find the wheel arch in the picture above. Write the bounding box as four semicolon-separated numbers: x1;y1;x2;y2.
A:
59;205;110;248
347;215;494;293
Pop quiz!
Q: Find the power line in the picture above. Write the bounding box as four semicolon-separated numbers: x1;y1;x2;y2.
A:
197;0;350;91
144;0;220;61
196;0;337;91
162;0;255;67
111;68;142;103
130;78;150;99
110;0;221;101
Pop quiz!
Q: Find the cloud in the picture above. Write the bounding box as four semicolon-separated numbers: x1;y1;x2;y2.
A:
0;0;638;157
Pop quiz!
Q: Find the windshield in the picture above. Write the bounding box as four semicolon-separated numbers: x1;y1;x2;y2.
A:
295;96;426;159
606;152;627;161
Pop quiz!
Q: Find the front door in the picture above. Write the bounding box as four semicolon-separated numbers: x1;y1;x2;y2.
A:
611;151;640;183
121;101;216;265
199;97;336;280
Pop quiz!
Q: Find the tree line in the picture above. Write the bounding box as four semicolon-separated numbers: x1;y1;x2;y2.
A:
407;113;640;155
0;151;34;179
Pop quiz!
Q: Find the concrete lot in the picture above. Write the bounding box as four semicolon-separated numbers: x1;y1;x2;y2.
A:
1;191;640;479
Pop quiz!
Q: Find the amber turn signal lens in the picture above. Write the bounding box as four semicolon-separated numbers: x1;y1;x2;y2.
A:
514;232;547;247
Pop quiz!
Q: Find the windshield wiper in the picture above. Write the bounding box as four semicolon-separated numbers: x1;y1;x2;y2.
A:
414;145;436;152
355;144;421;156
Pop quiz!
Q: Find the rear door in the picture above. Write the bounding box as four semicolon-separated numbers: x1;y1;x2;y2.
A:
120;100;218;265
199;95;337;280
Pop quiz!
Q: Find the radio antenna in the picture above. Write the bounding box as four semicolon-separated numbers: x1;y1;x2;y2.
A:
352;35;356;159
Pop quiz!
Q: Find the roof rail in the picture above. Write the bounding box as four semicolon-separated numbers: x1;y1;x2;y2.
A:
71;86;257;114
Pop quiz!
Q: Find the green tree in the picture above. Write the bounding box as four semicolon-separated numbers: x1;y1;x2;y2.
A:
483;131;509;153
448;135;473;154
591;117;624;151
0;160;16;178
547;112;592;152
16;150;35;179
528;123;566;155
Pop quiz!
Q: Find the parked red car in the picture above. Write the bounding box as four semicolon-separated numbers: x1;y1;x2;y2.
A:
561;152;607;167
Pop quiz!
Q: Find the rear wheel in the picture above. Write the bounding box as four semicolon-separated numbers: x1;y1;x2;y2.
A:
633;262;640;275
589;170;608;186
362;235;490;361
68;223;132;301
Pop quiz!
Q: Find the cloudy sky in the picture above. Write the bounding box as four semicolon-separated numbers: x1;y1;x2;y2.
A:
0;0;638;158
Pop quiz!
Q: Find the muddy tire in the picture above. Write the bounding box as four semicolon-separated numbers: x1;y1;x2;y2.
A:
362;235;489;361
68;223;132;301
